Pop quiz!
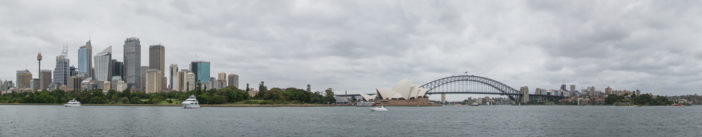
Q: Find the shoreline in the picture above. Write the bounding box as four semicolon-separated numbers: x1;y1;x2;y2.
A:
0;103;353;107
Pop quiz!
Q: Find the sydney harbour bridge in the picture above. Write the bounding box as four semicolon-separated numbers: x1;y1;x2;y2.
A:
419;75;564;104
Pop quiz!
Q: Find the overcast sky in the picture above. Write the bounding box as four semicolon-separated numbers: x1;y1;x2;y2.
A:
1;0;702;96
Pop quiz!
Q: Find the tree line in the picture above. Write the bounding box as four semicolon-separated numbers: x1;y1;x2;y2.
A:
605;93;672;106
0;82;336;104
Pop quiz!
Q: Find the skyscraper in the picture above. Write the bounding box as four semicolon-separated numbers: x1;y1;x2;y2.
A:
190;61;210;83
169;64;178;90
39;70;51;90
227;74;239;88
149;45;165;91
145;69;163;93
111;60;124;79
53;53;70;85
94;46;112;82
78;41;93;77
149;45;165;72
123;37;141;89
16;70;32;90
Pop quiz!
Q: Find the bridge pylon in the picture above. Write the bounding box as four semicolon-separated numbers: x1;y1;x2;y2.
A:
441;93;446;105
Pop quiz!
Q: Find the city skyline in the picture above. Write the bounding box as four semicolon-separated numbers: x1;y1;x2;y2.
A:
2;1;702;95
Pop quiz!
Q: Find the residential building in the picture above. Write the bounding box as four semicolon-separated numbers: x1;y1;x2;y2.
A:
605;86;612;95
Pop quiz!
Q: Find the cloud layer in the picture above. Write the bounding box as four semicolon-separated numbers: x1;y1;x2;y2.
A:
1;0;701;95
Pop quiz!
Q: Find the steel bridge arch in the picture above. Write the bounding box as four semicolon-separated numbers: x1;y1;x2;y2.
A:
419;75;522;102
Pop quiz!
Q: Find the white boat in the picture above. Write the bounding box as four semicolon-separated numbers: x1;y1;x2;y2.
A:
64;98;81;107
181;95;200;109
370;105;388;112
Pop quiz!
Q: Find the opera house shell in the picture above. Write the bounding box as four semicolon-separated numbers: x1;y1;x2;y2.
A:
376;78;428;100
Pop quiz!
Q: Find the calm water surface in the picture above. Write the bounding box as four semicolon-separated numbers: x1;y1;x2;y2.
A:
1;105;701;137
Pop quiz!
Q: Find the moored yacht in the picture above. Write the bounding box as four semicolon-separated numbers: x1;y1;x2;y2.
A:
64;98;81;107
182;95;200;109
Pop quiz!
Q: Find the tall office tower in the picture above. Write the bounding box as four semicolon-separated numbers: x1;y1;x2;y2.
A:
78;41;93;77
145;69;163;93
190;61;210;82
227;74;239;88
111;60;123;79
169;64;178;90
139;66;149;91
123;37;141;89
16;70;32;90
39;70;51;90
94;46;112;82
53;53;70;85
560;84;567;91
149;45;165;91
570;85;576;92
149;45;165;72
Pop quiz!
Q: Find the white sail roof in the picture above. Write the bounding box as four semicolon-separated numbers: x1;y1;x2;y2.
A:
376;78;427;100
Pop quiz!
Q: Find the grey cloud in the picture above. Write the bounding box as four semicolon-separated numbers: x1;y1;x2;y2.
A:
1;0;702;96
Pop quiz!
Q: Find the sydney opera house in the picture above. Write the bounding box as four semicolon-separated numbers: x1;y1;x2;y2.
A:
375;78;436;106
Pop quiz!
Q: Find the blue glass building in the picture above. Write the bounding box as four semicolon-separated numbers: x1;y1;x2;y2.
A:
190;61;210;82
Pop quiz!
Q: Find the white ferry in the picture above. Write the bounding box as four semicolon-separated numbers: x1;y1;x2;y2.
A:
181;95;200;109
64;98;81;107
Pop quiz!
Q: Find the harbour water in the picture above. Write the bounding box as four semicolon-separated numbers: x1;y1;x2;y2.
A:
1;105;700;136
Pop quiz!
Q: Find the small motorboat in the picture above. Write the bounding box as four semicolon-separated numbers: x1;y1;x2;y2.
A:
181;95;200;109
64;98;81;107
370;105;388;112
